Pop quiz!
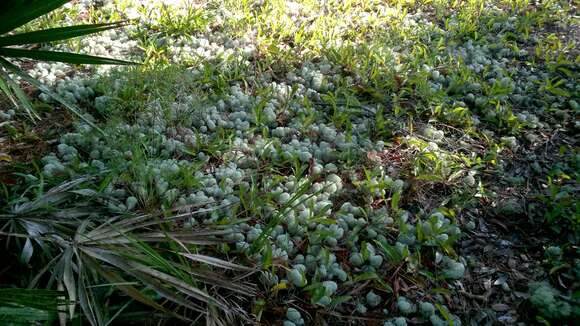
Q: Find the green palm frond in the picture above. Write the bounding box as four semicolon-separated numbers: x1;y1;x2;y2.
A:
0;0;71;35
0;48;135;65
0;21;129;46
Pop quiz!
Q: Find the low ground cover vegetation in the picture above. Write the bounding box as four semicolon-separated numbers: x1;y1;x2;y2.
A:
0;0;578;325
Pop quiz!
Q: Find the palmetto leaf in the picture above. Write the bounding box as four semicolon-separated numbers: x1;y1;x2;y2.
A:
0;21;128;46
2;177;255;324
81;247;212;312
83;256;182;320
62;248;77;319
82;212;234;245
72;220;104;326
0;48;137;65
0;0;71;35
82;231;230;245
180;253;255;272
0;66;40;120
11;176;89;214
77;267;103;326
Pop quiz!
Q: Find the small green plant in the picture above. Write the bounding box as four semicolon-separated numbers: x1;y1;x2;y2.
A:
537;170;580;243
528;282;580;322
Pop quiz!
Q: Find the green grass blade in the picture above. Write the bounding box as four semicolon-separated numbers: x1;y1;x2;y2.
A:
0;67;40;120
0;57;103;134
0;0;71;35
249;177;316;255
0;21;128;46
104;299;133;326
127;261;225;307
0;47;137;65
0;71;20;110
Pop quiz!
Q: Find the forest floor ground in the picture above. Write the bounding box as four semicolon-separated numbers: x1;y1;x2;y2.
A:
1;1;578;325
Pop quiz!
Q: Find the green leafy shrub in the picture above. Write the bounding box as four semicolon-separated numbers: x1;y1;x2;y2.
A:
529;282;580;321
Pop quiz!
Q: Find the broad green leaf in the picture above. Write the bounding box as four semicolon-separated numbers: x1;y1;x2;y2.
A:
309;285;326;303
375;239;404;263
261;243;273;269
353;271;379;282
308;217;336;225
0;47;136;65
0;0;71;35
391;189;401;211
546;87;570;97
0;21;127;46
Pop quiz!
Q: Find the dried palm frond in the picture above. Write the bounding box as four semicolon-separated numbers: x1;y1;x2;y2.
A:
1;177;257;325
